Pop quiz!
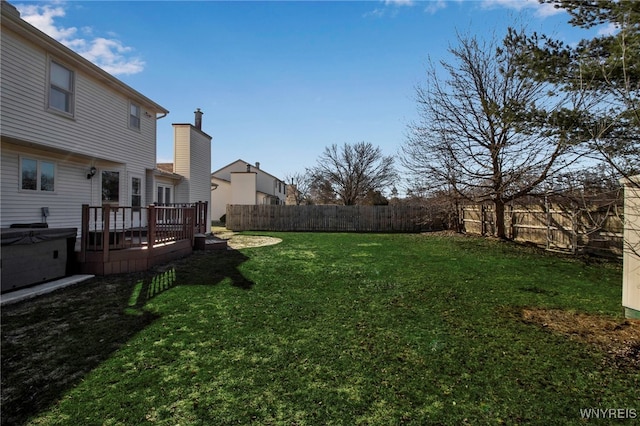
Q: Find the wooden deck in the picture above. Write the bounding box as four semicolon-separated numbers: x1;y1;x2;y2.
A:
77;202;209;275
78;239;193;275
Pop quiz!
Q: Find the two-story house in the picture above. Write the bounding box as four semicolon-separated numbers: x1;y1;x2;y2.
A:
1;0;168;229
1;1;212;229
211;160;286;222
1;1;212;282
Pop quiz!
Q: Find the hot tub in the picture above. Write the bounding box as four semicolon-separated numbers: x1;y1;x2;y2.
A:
1;227;77;293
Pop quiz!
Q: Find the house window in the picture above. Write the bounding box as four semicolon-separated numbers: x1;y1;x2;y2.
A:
20;158;55;192
49;60;74;115
157;185;171;204
131;177;142;207
102;171;120;203
129;103;141;130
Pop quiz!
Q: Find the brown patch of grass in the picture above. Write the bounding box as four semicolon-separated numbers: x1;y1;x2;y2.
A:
211;227;282;249
522;308;640;370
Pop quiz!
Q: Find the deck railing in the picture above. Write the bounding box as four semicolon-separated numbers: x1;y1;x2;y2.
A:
156;202;208;234
79;202;207;261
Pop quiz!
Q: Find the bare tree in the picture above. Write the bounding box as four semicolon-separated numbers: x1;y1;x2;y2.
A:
401;30;580;239
284;172;313;205
309;142;396;205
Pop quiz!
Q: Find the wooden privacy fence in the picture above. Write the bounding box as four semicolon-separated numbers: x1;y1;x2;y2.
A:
226;204;435;233
460;203;624;256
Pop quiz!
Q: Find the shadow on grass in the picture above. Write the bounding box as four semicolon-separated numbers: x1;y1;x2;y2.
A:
0;248;253;426
175;249;254;290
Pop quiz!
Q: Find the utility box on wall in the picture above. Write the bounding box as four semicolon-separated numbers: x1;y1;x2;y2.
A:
622;176;640;319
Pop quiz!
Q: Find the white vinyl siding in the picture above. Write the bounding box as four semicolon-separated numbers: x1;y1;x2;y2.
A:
1;30;157;173
2;145;86;229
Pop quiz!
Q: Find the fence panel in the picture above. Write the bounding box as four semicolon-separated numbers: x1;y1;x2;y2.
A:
461;203;623;256
226;205;433;233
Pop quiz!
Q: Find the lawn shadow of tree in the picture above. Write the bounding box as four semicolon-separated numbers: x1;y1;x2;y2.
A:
0;248;253;425
171;248;254;290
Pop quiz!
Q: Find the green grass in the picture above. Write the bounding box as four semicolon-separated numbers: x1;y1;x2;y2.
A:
2;233;636;425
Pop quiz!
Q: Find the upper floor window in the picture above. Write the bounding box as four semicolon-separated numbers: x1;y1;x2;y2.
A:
49;60;74;115
20;157;55;192
129;102;141;130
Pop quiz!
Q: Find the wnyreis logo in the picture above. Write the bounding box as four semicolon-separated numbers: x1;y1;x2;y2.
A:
580;408;637;419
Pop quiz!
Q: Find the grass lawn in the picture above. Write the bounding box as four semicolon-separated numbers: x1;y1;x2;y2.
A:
2;232;638;425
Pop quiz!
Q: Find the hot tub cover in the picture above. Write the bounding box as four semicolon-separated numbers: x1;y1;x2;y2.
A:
1;228;77;246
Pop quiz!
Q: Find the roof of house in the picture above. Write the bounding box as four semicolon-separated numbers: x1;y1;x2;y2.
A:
157;163;174;173
211;159;285;183
1;1;169;115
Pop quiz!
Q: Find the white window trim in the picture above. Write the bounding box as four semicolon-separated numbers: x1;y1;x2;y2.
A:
18;155;57;193
46;56;75;118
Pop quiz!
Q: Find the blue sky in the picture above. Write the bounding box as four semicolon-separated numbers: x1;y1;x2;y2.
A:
16;0;607;188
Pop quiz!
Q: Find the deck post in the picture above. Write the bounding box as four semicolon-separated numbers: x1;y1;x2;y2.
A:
80;204;89;263
102;204;110;264
148;205;156;250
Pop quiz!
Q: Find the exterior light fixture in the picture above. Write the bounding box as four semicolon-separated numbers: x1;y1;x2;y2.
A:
87;166;97;179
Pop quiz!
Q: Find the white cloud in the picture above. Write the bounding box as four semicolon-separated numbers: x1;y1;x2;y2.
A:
597;22;619;36
16;3;144;75
384;0;415;6
423;0;447;15
481;0;564;18
364;0;418;18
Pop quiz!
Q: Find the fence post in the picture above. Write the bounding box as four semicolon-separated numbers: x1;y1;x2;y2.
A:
508;204;514;239
571;208;578;255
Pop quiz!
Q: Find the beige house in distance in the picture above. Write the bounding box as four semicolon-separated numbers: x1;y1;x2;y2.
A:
211;160;286;222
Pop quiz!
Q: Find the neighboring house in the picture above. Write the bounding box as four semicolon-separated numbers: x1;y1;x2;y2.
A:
0;1;211;232
211;160;286;222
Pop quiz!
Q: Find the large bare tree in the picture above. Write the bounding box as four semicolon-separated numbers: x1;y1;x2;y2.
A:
401;31;579;238
309;142;396;205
